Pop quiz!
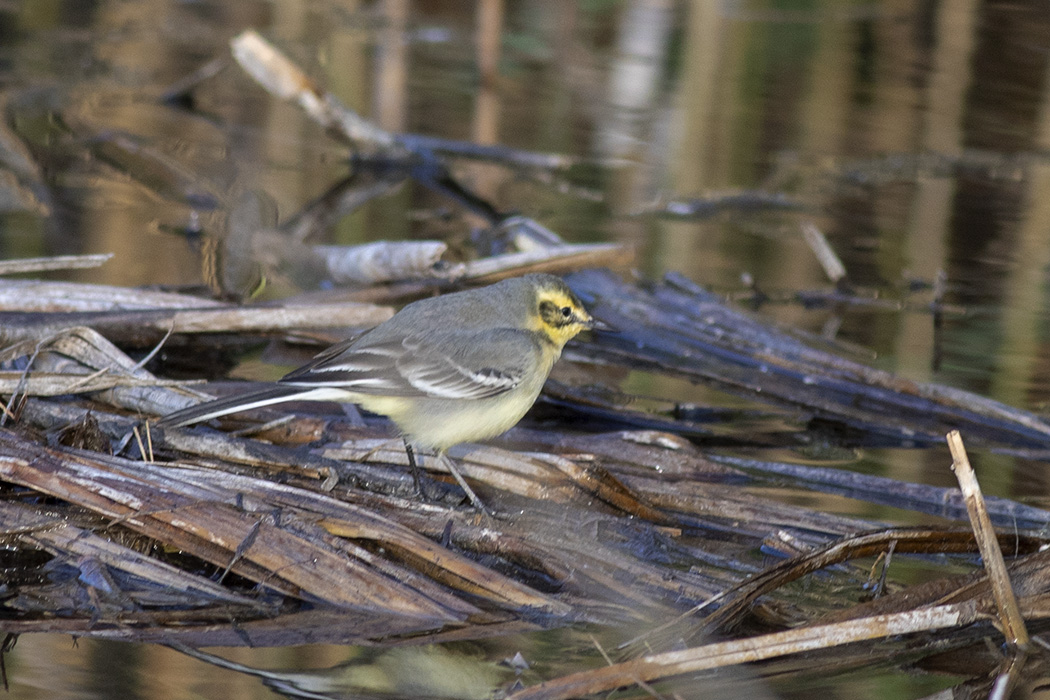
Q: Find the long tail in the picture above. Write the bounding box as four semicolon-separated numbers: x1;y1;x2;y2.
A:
156;385;349;427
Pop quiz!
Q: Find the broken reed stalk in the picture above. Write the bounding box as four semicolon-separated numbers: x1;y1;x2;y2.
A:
231;30;596;171
0;302;394;347
800;222;846;285
0;254;114;275
946;429;1029;648
230;29;398;151
460;244;633;284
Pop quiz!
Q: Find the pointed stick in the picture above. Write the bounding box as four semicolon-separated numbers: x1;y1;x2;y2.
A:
946;429;1029;648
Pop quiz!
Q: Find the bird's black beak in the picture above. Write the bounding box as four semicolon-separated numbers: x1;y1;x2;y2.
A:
584;315;617;332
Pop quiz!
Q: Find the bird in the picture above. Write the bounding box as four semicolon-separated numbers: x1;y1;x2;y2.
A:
156;273;608;510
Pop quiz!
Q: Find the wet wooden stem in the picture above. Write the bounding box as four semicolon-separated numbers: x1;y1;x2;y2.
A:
947;429;1030;648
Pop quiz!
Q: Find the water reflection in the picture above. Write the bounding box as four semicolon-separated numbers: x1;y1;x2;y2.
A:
4;1;1050;698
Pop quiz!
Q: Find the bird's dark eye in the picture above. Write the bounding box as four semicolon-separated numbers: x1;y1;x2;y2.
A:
561;306;572;318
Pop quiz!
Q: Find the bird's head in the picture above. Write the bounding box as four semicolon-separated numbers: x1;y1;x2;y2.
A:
526;275;610;349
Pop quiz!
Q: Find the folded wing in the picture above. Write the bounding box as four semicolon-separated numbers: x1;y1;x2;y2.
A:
281;328;536;400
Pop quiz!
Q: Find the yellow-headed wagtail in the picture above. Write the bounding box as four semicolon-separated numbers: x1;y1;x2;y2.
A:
157;273;608;511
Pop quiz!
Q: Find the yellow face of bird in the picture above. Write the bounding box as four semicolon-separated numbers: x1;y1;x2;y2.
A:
532;285;598;349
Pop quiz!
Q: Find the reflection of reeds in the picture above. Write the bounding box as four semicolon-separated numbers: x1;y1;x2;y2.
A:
473;0;503;147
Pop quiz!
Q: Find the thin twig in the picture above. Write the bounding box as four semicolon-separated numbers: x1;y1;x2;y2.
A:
589;634;665;700
132;425;147;464
2;331;60;425
144;421;154;463
67;367;110;392
616;588;730;654
218;519;262;585
132;322;175;372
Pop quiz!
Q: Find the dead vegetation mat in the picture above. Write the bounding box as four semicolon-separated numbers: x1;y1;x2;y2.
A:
2;270;1050;696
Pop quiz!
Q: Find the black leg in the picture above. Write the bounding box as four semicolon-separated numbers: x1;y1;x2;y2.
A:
403;440;428;499
435;452;491;517
403;442;490;515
